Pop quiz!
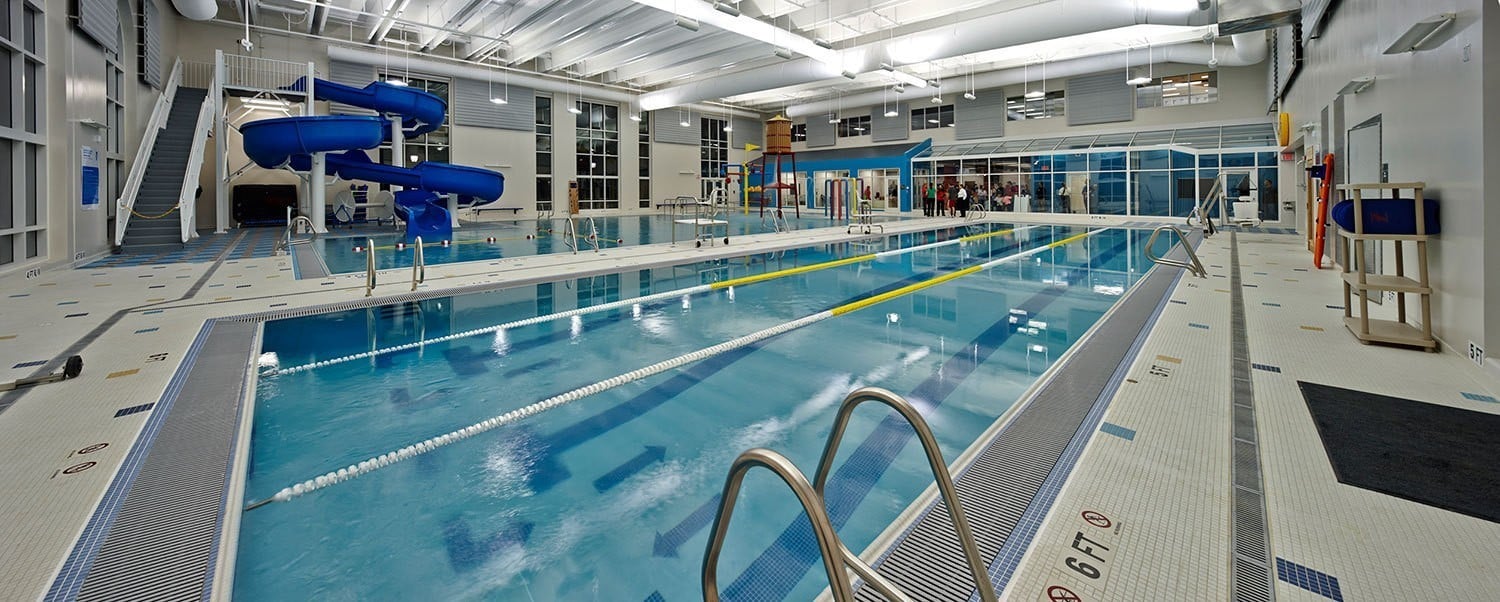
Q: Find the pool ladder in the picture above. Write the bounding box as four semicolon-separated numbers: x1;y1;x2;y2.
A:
1144;225;1207;278
703;387;997;602
562;216;601;254
274;215;318;256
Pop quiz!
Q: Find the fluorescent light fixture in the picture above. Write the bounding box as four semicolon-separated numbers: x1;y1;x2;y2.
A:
568;104;583;114
723;123;733;131
1025;90;1044;99
675;15;700;31
712;1;739;16
490;96;508;104
772;46;792;59
1126;68;1151;85
1338;76;1375;95
814;38;832;49
841;70;858;79
243;97;291;108
629;0;838;65
963;91;976;100
386;78;408;86
930;95;941;104
1384;13;1455;54
884;108;898;117
927;118;939;124
680;117;691;126
892;83;906;94
629;113;642;122
828;116;839;123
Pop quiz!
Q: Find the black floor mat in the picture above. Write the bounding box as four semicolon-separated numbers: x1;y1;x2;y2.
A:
1299;381;1500;523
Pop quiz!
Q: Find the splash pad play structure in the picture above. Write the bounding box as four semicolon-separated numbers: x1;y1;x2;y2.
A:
240;78;504;242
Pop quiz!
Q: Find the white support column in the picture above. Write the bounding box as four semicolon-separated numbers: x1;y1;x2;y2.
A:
390;119;405;192
311;153;328;232
214;50;229;233
447;193;460;228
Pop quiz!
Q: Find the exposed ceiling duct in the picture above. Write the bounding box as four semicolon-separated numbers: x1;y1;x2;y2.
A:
782;32;1267;118
173;0;218;21
640;0;1214;110
325;45;763;119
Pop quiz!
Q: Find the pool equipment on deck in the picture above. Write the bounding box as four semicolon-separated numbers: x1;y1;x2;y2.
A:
0;355;83;392
245;227;1103;510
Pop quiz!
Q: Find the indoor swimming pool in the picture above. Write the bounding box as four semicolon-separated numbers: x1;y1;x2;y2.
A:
237;224;1167;601
313;211;865;274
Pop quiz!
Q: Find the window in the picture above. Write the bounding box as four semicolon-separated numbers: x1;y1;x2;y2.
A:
376;74;449;165
535;95;552;212
700;117;727;179
575;100;619;210
791;122;807;142
1136;71;1217;108
910;105;954;130
105;28;124;222
1;0;46;267
837;115;871;137
638;112;650;208
1006;91;1065;120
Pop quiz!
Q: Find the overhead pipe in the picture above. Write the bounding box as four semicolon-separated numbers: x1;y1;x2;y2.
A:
325;45;762;119
641;0;1212;110
784;33;1267;118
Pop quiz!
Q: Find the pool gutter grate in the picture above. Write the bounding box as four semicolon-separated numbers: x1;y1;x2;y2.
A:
1227;233;1276;602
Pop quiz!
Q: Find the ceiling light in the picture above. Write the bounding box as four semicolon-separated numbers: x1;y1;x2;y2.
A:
773;47;793;59
892;83;906;94
841;71;857;79
243;97;290;108
490;96;507;104
963;91;976;100
723;123;733;132
884;108;898;117
1384;13;1456;54
1126;68;1151;86
386;77;408;86
629;113;641;122
1338;76;1375;95
814;38;832;49
1025;90;1044;99
884;69;927;89
828;116;838;124
675;15;700;31
930;95;941;104
568;103;583;114
927;118;939;124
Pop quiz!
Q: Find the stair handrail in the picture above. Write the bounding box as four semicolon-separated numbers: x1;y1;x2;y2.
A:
812;387;999;601
583;216;600;253
702;448;913;602
410;236;425;291
116;59;184;246
275;215;317;255
177;74;217;243
1144;225;1207;278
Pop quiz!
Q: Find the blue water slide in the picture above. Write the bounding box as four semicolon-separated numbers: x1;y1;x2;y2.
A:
285;77;446;136
394;190;452;241
290;150;505;201
240;115;387;169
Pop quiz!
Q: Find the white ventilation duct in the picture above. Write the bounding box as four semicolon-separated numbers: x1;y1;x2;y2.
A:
172;0;217;21
783;33;1267;118
325;46;762;119
640;0;1212;110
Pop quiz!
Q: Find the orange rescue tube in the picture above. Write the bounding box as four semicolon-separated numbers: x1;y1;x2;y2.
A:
1312;153;1335;268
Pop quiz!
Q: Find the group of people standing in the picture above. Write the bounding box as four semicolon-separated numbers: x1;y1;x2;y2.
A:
919;181;974;218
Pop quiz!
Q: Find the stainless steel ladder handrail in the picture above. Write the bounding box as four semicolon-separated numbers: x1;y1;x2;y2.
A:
1144;225;1207;278
812;387;999;602
410;236;425;291
562;215;579;254
275;215;318;255
582;216;601;252
702;448;913;602
363;237;376;297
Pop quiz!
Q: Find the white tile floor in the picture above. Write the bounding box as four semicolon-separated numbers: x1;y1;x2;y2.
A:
3;217;1497;601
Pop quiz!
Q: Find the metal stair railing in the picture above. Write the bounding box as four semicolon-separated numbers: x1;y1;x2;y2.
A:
812;387;999;602
562;216;579;254
177;75;217;243
1144;225;1207;278
274;214;317;255
364;238;377;297
116;59;183;246
411;236;426;291
702;448;913;602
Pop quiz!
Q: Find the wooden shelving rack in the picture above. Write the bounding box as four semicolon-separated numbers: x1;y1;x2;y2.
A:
1336;182;1437;351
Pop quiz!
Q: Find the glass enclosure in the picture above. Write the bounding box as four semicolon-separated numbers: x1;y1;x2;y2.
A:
913;124;1282;221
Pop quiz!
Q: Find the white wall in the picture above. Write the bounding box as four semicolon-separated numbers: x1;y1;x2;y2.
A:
791;62;1271;153
1282;0;1486;357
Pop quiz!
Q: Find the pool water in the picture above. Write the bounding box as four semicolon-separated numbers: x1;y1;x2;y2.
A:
238;224;1166;601
315;212;863;274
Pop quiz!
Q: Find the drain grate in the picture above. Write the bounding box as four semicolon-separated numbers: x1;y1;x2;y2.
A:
1228;233;1275;602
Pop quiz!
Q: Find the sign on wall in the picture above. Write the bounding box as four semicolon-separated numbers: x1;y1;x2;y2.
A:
81;147;100;211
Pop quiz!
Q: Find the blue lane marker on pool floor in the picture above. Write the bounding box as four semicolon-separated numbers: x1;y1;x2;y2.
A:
643;591;665;602
441;519;533;572
1461;392;1498;403
1252;363;1282;373
592;445;666;493
653;494;722;558
1275;557;1343;601
1099;422;1136;441
1189;322;1210;330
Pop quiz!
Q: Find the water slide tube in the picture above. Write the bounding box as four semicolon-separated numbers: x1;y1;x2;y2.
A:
240;79;505;239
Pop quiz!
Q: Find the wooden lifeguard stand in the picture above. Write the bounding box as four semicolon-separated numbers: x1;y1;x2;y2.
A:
757;115;799;218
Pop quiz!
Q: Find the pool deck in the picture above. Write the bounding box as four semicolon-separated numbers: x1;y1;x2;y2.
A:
1;212;1497;600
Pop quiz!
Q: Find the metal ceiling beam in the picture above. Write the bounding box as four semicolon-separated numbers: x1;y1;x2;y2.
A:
509;1;651;66
547;18;675;70
633;47;783;86
419;0;494;50
609;35;752;81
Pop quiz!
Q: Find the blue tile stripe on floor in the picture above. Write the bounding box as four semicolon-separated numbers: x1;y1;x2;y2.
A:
1461;392;1498;403
1099;422;1136;441
1275;557;1344;601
